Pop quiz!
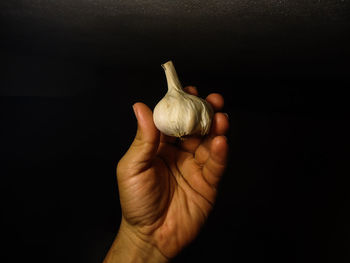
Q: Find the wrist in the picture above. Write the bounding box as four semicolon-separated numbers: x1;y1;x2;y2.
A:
103;219;168;263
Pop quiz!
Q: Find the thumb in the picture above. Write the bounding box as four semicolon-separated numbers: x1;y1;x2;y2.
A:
119;102;160;175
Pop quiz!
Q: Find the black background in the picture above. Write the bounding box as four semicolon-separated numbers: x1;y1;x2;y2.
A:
1;1;350;262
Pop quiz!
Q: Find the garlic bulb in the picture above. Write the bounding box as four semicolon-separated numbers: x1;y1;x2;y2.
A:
153;61;214;138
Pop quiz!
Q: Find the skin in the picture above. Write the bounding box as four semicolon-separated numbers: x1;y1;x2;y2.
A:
103;86;229;263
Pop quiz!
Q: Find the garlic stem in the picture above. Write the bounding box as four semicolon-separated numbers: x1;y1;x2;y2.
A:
161;61;183;93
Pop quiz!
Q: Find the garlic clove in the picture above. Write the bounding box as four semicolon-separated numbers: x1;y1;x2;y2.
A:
153;61;214;138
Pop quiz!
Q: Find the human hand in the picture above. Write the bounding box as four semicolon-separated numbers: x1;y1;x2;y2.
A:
104;86;229;263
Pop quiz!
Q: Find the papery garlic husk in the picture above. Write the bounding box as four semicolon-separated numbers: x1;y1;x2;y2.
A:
153;61;214;138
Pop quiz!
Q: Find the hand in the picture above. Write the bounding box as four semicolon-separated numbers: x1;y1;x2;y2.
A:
104;86;229;263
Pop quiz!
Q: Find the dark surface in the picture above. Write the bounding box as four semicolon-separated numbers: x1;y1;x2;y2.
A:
1;1;350;262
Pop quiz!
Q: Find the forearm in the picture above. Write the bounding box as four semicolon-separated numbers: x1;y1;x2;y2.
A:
103;219;168;263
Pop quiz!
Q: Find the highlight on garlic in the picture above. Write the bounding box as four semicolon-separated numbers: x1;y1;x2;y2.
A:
153;60;214;138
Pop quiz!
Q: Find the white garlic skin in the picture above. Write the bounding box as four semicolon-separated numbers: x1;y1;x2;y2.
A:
153;61;214;137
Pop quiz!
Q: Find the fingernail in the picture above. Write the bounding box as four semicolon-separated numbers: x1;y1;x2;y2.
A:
132;104;139;119
223;113;229;119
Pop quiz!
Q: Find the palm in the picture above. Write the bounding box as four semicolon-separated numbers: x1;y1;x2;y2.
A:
116;88;228;259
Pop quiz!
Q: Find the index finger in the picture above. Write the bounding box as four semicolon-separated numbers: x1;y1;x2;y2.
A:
206;93;224;112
